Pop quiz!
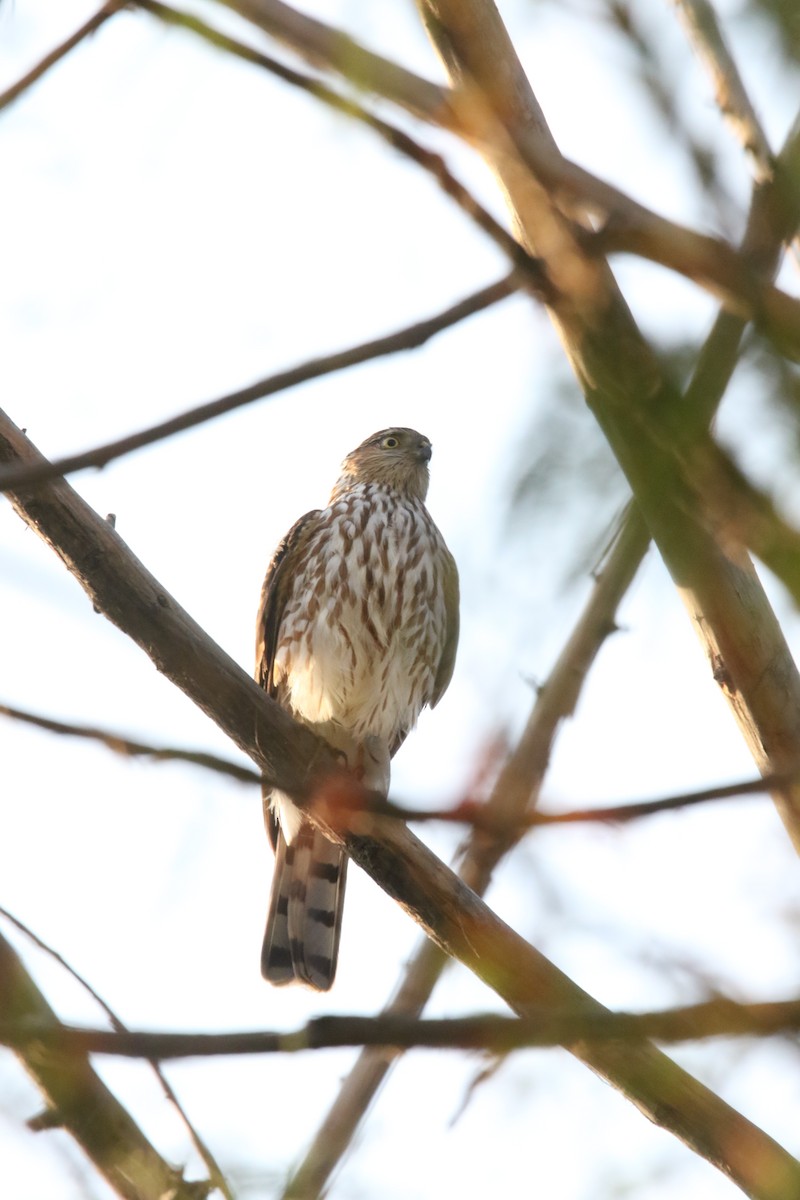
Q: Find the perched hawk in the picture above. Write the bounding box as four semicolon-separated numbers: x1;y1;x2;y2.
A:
256;427;459;990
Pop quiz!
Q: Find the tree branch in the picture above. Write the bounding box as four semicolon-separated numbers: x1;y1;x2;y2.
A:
214;0;455;128
285;102;800;1176
3;996;800;1058
416;0;800;863
0;702;261;785
0;2;128;114
136;2;554;293
3;411;799;1199
0;274;517;494
670;0;774;181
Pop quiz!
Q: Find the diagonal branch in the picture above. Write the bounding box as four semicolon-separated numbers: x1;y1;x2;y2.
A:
214;0;454;128
0;1;128;114
190;1;800;347
0;702;260;784
416;0;800;860
3;411;799;1199
670;0;774;181
0;274;517;494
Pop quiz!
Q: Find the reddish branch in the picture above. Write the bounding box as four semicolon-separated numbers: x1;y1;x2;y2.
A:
0;700;784;827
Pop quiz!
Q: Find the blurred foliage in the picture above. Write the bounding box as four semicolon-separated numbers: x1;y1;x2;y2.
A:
749;0;800;62
505;337;706;584
600;0;738;234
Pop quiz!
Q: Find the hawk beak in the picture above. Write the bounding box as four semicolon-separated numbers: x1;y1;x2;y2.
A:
418;441;432;464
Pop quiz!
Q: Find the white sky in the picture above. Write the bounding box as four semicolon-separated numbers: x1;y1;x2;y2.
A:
1;2;800;1198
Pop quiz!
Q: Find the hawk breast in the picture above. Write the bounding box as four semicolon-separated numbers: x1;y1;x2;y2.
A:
273;484;449;745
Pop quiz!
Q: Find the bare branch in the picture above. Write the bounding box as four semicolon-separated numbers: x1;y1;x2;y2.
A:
670;0;774;181
0;2;128;114
4;412;800;1198
0;274;517;494
0;702;260;786
0;908;234;1200
371;772;785;829
215;0;455;128
3;995;800;1058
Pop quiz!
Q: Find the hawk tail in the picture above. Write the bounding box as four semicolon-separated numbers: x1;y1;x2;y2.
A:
261;823;347;991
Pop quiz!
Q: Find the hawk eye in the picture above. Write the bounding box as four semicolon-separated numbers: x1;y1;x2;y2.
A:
382;436;399;449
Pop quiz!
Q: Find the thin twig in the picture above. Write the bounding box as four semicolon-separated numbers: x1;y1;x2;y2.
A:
375;772;781;829
0;274;518;494
0;907;234;1200
670;0;774;181
3;996;800;1057
0;703;260;785
0;1;128;113
2;700;779;832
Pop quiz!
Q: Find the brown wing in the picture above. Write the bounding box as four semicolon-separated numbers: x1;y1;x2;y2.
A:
255;508;323;699
389;546;459;758
431;547;460;708
256;509;324;851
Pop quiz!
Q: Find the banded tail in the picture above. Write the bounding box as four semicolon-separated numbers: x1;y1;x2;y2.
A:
261;822;347;991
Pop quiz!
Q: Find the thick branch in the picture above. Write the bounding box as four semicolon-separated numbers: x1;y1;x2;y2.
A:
3;411;800;1200
417;0;800;861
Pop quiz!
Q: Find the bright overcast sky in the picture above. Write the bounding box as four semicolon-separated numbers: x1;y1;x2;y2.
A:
2;3;800;1198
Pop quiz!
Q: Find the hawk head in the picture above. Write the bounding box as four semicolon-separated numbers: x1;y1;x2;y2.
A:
332;428;432;501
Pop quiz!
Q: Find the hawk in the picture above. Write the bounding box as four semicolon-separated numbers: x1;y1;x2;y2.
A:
256;427;459;990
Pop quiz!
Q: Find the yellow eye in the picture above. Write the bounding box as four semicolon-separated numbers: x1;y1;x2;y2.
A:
382;435;399;449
